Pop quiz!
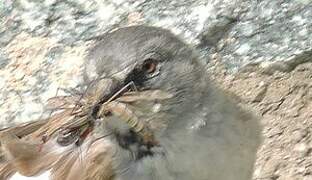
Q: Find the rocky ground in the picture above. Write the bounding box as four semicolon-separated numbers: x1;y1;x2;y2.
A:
211;59;312;180
0;0;312;179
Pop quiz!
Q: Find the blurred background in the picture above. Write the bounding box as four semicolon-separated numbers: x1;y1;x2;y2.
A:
0;0;311;179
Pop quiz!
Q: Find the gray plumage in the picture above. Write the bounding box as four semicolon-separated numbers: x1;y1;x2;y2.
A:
85;26;262;180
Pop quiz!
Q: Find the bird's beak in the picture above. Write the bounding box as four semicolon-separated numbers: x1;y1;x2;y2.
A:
85;63;138;105
85;77;123;105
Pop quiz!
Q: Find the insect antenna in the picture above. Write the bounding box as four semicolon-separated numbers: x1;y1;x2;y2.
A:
71;86;90;115
104;81;137;105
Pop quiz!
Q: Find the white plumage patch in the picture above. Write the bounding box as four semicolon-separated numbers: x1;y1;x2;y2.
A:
10;171;50;180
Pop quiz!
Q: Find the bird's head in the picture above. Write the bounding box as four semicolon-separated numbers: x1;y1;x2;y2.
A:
85;26;206;104
82;26;260;180
85;26;209;147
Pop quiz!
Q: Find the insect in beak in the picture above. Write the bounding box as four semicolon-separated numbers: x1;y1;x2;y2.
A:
0;76;173;179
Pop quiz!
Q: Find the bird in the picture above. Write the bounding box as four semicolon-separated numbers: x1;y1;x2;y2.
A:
0;25;261;180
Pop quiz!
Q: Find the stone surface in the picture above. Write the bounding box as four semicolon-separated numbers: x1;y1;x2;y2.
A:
1;0;311;66
0;33;87;127
211;60;312;180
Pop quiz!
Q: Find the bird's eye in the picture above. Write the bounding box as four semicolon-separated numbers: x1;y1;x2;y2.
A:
124;58;160;87
142;59;158;74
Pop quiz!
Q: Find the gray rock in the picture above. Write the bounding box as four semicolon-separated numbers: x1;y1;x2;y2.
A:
217;1;312;69
0;51;9;69
1;0;310;69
